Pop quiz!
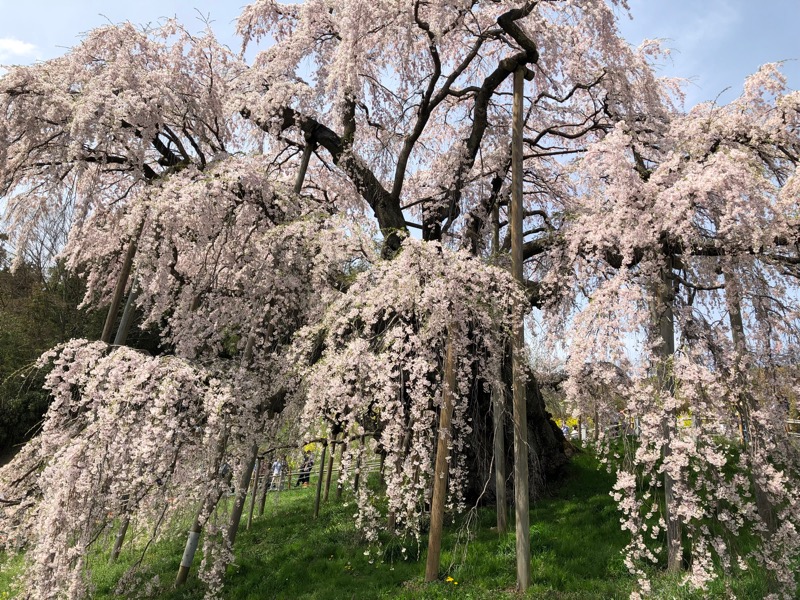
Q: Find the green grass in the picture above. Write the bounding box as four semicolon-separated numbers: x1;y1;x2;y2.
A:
0;451;781;599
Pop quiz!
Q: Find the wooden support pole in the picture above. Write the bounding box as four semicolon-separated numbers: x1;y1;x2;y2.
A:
335;442;346;500
101;222;144;343
313;442;328;519
176;508;204;587
227;442;259;547
658;257;682;573
247;458;260;530
176;434;229;587
424;331;457;582
108;280;142;562
109;516;130;563
293;141;314;194
257;456;271;516
492;388;508;533
724;270;775;533
511;66;531;592
353;435;366;493
323;437;336;502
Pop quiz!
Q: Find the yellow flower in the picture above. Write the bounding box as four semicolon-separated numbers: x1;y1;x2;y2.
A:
445;576;454;582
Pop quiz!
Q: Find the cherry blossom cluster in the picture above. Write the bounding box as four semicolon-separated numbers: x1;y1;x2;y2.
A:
0;339;237;598
549;65;800;597
296;238;526;544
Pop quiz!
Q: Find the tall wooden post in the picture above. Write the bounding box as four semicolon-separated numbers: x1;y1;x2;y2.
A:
101;222;144;343
247;457;260;530
424;331;457;582
109;281;140;562
227;442;259;547
257;455;271;516
176;433;229;587
658;258;681;573
724;270;775;532
511;66;531;592
493;389;508;533
313;442;328;518
323;436;337;502
294;141;314;195
492;194;508;534
335;442;346;500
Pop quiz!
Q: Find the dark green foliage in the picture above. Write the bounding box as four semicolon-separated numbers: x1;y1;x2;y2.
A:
0;256;103;455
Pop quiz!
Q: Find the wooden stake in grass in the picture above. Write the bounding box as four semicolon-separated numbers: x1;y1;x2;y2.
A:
724;269;776;533
109;281;141;562
323;434;337;502
491;192;508;535
336;441;346;500
228;442;259;547
657;257;682;573
424;329;457;582
492;388;508;533
352;435;366;493
247;457;260;530
314;441;328;519
257;455;271;517
176;433;229;587
511;65;532;592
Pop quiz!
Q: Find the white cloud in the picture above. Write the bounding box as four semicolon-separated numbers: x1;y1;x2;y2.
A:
0;37;37;63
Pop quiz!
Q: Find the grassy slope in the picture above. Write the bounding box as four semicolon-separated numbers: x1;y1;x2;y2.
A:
0;452;779;599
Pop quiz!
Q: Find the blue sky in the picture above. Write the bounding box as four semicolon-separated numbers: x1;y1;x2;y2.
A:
0;0;797;108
